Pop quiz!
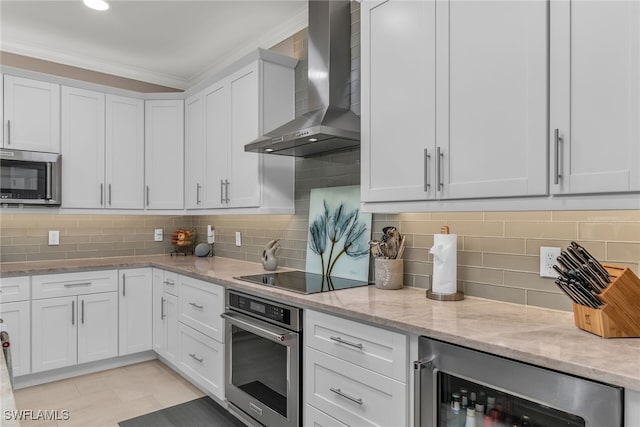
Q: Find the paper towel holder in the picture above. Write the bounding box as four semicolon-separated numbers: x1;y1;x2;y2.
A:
426;226;464;301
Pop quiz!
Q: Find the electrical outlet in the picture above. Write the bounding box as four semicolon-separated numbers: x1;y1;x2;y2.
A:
235;231;242;247
154;228;163;242
48;230;60;246
540;246;561;278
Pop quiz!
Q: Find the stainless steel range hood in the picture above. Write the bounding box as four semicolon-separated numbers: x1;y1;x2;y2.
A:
245;0;359;157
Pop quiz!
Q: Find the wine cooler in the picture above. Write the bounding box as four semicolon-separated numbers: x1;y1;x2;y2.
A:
414;337;623;427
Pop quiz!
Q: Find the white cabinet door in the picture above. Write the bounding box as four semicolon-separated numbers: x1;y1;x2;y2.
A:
3;75;60;152
152;269;166;355
361;0;437;202
164;293;179;365
228;63;260;208
144;100;184;209
436;0;547;199
204;81;229;209
178;323;224;400
152;269;178;365
32;296;77;373
61;86;105;208
551;0;640;194
178;275;224;342
185;92;205;209
0;301;31;376
77;292;118;364
119;268;152;355
105;94;144;209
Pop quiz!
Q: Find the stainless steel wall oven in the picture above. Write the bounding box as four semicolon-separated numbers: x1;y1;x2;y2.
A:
414;337;623;427
222;290;301;427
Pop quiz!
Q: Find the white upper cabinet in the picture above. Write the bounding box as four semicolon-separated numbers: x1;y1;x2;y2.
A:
550;0;640;194
61;86;105;209
198;52;296;212
361;0;436;202
3;75;60;153
184;92;205;209
436;0;548;199
105;94;144;208
362;0;547;203
145;99;184;210
62;88;143;209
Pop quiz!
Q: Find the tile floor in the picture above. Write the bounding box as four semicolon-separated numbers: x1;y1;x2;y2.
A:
13;360;206;427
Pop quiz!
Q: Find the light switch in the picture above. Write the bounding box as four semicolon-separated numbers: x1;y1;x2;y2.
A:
235;231;242;247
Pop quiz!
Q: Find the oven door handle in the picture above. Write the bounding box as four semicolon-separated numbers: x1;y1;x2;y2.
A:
221;311;295;344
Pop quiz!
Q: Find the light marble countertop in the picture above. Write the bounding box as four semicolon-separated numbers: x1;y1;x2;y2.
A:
2;255;640;391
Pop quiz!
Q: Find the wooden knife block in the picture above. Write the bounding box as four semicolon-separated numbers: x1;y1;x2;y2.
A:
572;264;640;338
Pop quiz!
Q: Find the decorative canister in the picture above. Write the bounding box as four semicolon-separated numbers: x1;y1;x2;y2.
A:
374;258;404;290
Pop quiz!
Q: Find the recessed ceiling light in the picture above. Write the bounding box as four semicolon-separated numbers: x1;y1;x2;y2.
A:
308;138;318;142
265;148;274;153
83;0;110;11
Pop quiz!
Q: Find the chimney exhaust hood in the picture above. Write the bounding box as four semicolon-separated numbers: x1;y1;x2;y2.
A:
244;0;359;157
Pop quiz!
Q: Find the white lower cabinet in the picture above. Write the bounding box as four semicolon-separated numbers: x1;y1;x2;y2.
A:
152;268;179;365
304;310;408;427
31;270;119;373
0;276;31;377
175;274;225;401
178;322;224;400
119;268;153;355
0;300;31;376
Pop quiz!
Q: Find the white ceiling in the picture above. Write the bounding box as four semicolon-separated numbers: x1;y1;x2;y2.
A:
1;0;308;89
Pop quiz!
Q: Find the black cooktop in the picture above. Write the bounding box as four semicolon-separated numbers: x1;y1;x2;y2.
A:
234;271;371;294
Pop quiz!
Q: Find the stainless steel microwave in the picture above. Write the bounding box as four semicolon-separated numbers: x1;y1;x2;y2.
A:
0;149;61;205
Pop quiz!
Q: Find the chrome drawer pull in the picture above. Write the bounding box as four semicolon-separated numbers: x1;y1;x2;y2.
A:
329;336;363;350
189;302;204;309
189;353;204;363
64;282;91;288
330;387;363;405
163;280;175;286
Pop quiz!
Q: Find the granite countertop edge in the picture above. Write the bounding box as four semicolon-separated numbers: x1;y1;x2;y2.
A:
2;255;640;391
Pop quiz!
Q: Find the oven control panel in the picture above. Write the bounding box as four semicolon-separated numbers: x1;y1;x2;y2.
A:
228;291;300;331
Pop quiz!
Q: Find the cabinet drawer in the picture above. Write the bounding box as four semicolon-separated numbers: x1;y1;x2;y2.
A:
305;347;407;427
305;310;407;382
32;270;118;299
163;271;179;296
0;276;30;302
178;323;224;400
305;404;348;427
178;276;224;341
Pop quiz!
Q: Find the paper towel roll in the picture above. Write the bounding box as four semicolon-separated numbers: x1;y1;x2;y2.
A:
430;233;457;294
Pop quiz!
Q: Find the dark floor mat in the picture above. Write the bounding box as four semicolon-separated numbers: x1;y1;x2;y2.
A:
118;396;246;427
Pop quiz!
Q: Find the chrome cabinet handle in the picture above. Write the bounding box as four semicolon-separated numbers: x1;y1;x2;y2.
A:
424;149;431;191
64;282;91;288
554;128;562;185
414;357;436;427
225;180;230;203
189;302;203;309
71;300;75;326
7;120;10;145
146;185;150;207
100;183;104;206
108;184;112;206
196;183;201;205
189;353;204;363
330;387;362;405
329;336;363;350
81;299;85;324
161;296;165;320
436;147;444;190
163;279;175;286
220;180;224;204
122;274;126;297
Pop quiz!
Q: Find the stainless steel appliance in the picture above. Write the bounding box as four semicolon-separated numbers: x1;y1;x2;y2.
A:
0;149;61;205
244;0;360;157
222;290;302;427
414;337;623;426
